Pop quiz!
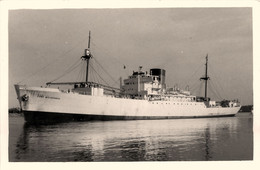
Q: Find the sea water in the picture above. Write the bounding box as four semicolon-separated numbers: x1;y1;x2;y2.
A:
9;112;253;161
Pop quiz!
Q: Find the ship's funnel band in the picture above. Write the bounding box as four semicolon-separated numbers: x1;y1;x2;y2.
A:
150;68;166;87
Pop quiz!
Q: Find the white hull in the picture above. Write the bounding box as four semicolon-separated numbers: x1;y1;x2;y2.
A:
15;85;241;123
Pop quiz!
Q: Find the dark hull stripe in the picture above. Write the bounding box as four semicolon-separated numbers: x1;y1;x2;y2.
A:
23;111;236;124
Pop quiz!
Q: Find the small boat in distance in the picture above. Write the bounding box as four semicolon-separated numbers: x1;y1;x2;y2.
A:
14;31;241;124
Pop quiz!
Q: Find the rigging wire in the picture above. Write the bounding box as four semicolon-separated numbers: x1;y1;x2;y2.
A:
89;61;110;86
81;62;86;82
91;41;130;77
92;57;119;86
111;78;121;88
17;38;88;84
88;64;92;82
208;81;215;99
189;81;201;94
209;80;223;100
179;61;204;95
89;62;95;82
208;63;227;99
18;31;125;85
48;58;82;83
197;81;204;97
76;61;85;82
89;58;97;83
178;55;206;91
91;61;101;84
88;61;93;82
93;71;100;84
89;61;99;83
181;63;204;88
88;58;99;83
183;55;226;100
91;40;127;67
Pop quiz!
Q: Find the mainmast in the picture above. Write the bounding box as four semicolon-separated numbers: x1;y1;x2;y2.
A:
200;54;210;101
81;31;92;82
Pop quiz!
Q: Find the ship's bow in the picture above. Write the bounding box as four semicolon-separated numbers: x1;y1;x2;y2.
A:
14;84;23;110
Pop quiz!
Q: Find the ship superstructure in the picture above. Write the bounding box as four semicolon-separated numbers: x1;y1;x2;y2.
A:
14;32;241;124
121;67;195;102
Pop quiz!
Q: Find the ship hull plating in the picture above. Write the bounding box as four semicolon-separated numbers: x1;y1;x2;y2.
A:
16;85;240;124
23;111;236;124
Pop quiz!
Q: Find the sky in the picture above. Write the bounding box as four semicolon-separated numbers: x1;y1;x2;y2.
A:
8;7;253;107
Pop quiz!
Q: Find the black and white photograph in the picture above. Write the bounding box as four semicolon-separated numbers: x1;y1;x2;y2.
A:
1;0;259;168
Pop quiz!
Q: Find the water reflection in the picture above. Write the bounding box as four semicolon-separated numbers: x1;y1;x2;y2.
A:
15;124;29;160
204;126;211;160
11;113;253;161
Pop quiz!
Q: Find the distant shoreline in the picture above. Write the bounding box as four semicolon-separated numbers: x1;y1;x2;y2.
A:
239;105;253;112
8;107;22;114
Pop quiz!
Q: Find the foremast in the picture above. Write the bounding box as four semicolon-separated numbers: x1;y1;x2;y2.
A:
81;31;92;82
200;54;210;101
46;31;123;95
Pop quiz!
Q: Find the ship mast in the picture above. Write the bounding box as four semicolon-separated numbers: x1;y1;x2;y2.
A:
200;54;210;101
81;31;92;82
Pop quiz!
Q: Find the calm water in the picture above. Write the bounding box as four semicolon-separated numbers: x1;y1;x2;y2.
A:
9;113;253;161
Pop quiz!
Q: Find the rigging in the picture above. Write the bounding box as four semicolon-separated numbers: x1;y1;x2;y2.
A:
47;31;122;91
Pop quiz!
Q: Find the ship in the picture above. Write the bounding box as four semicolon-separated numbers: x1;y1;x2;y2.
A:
14;31;241;124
